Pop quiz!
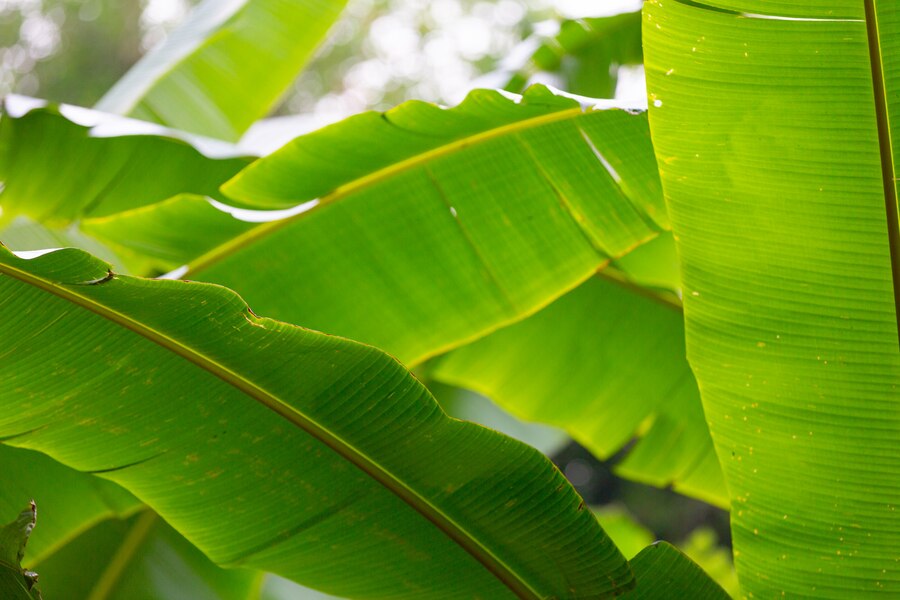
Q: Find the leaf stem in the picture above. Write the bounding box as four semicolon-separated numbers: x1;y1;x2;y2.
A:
863;0;900;348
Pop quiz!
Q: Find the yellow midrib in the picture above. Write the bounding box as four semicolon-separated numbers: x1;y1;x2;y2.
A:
188;105;588;274
863;0;900;348
0;255;543;600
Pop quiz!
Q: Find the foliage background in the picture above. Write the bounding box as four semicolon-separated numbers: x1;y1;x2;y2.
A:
0;0;736;595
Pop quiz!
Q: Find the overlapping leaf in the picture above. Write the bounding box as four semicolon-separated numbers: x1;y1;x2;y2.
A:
96;0;348;140
0;245;633;599
0;504;41;600
646;0;900;595
505;12;643;98
182;85;666;367
0;445;140;565
29;85;727;503
622;542;729;600
0;98;252;227
36;512;261;600
428;274;727;507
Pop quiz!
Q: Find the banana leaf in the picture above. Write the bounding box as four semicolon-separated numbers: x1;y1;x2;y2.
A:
0;98;252;227
623;542;729;600
0;245;632;600
645;0;900;595
191;85;665;367
0;445;140;565
429;274;727;507
35;512;260;600
95;0;348;141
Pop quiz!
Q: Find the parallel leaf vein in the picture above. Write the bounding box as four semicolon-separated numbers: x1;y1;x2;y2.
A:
0;258;543;600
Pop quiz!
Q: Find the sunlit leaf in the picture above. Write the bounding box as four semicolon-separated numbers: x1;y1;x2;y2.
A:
191;85;665;367
506;12;643;98
645;0;900;595
0;98;251;227
0;245;632;599
96;0;349;141
429;275;726;506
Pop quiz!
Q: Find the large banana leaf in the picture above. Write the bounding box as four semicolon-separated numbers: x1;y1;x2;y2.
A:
428;274;727;507
189;85;665;366
0;245;633;600
0;98;252;227
95;0;348;141
71;85;727;502
645;0;900;596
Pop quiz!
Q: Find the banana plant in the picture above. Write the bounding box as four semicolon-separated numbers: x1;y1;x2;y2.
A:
1;0;897;597
644;0;900;596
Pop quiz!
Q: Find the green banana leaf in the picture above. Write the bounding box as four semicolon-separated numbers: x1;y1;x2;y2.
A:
0;245;633;600
505;12;643;99
428;274;727;507
190;85;666;367
95;0;348;141
0;98;252;227
81;194;256;274
0;445;140;565
0;217;128;274
33;506;724;600
645;0;900;596
612;231;681;291
622;542;729;600
0;505;41;599
36;512;261;600
34;503;350;600
71;85;725;503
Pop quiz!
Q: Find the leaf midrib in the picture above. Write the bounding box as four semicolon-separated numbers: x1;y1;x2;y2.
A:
187;105;589;275
864;0;900;348
0;257;543;600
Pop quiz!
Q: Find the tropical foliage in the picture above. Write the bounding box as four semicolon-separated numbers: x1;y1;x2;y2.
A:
0;0;895;598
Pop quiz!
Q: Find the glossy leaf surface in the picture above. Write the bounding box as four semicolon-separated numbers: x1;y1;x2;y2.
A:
430;275;727;506
0;99;252;226
191;86;665;366
646;0;900;596
96;0;348;141
0;245;631;600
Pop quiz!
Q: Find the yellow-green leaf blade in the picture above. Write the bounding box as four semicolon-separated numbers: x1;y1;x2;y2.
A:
645;0;900;596
0;246;632;599
194;86;664;366
95;0;348;141
429;275;727;507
